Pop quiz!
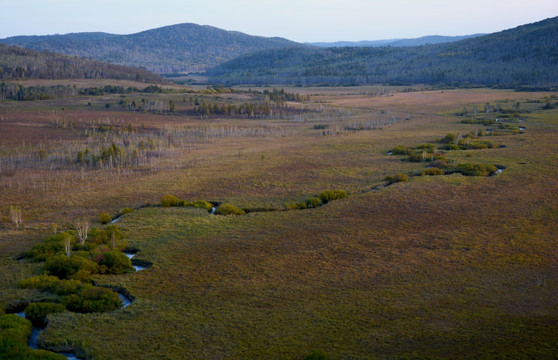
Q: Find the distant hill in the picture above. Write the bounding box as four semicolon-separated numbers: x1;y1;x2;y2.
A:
309;34;485;48
0;24;302;74
208;17;558;87
0;44;163;82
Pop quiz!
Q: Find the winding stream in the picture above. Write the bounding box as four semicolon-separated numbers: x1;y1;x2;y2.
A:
11;250;147;359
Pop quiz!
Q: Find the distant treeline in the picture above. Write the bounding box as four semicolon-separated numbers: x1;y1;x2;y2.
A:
0;84;169;101
0;44;162;82
208;17;558;87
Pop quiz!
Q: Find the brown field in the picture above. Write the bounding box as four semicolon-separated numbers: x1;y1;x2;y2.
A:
1;85;557;359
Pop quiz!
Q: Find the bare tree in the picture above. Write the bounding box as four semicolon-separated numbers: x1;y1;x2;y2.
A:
10;206;22;228
76;220;89;245
64;236;71;258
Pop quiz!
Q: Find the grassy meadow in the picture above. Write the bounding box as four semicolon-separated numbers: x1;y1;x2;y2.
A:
1;83;557;359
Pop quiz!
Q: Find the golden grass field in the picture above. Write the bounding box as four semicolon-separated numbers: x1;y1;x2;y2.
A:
0;84;557;359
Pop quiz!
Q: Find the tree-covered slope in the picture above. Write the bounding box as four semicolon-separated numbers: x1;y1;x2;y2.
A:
208;17;558;86
0;44;163;82
309;34;484;48
0;24;302;74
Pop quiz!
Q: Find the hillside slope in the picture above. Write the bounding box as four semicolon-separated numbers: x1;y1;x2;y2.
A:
309;34;484;48
0;44;163;82
208;17;558;86
0;24;302;74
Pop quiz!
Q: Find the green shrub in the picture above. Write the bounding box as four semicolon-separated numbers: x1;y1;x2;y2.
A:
391;145;410;155
24;303;65;325
386;173;409;184
441;143;460;150
184;200;213;210
62;285;121;313
98;212;112;224
121;207;134;214
440;133;458;144
0;314;32;347
319;190;348;203
417;143;436;153
421;167;445;176
161;194;180;207
305;197;322;208
455;163;498;176
214;204;246;216
25;233;72;261
0;314;67;359
98;251;133;275
19;275;61;291
45;254;98;279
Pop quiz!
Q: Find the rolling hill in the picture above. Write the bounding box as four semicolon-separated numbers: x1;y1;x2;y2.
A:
309;34;485;48
0;43;163;82
208;17;558;87
0;24;302;74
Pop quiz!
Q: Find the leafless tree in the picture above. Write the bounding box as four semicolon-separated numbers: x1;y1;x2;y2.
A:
10;206;22;228
64;236;71;258
76;220;90;245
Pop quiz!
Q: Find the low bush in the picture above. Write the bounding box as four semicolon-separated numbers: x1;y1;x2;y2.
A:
98;212;112;224
386;173;409;184
184;200;213;210
319;190;348;203
19;275;61;292
90;225;123;246
305;197;322;208
440;133;458;144
417;143;436;153
455;163;498;176
25;233;71;262
0;314;32;350
421;167;445;176
391;145;410;155
121;207;134;214
214;204;246;216
24;302;65;325
62;285;121;313
161;194;180;207
98;251;133;275
44;254;98;279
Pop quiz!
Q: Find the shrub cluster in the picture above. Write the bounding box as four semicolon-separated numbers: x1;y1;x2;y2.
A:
161;195;214;211
385;173;409;184
421;167;445;176
24;302;65;325
161;194;180;207
454;163;498;176
0;314;65;359
319;190;348;203
98;212;112;224
214;204;246;215
62;285;121;313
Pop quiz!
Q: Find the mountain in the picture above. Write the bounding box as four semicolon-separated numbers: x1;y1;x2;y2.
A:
0;44;163;82
309;34;485;48
0;24;302;74
208;17;558;87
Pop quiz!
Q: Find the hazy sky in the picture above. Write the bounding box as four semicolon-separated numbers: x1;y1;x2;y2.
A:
0;0;556;42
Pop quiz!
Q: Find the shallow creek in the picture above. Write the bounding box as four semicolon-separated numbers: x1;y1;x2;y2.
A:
13;250;147;358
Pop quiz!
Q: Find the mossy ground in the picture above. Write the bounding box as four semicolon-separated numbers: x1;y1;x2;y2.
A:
1;87;557;359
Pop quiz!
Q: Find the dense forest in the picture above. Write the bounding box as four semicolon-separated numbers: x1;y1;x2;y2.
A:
0;44;163;82
208;17;558;87
0;24;301;74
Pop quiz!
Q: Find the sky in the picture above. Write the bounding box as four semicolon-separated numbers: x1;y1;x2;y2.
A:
0;0;556;42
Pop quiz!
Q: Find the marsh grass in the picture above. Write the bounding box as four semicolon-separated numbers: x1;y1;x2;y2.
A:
1;88;557;359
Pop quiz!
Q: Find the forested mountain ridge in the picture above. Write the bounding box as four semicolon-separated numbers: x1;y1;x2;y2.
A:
0;44;163;82
309;34;484;48
0;24;302;74
208;17;558;87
